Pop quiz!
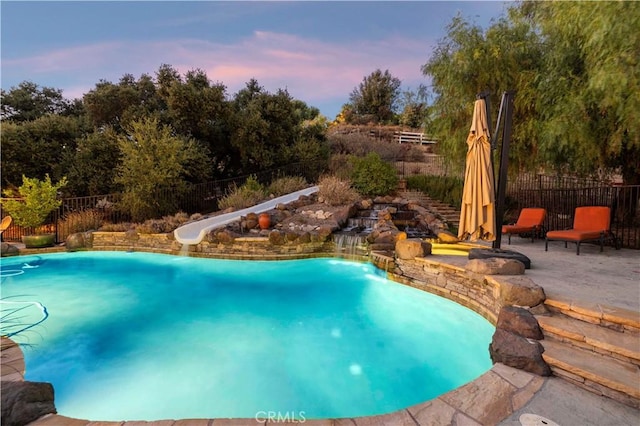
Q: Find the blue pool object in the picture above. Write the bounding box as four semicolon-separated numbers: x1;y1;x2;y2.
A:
0;252;494;421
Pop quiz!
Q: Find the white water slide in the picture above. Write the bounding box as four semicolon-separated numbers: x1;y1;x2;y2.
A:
174;186;319;245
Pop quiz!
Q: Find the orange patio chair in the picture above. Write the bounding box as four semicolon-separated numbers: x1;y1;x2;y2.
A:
545;206;616;255
502;208;547;244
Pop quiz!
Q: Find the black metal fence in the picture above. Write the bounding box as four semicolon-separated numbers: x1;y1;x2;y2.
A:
506;175;640;249
396;160;640;249
1;160;324;244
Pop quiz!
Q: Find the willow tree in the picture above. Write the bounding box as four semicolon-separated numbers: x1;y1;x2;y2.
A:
423;2;640;184
525;1;640;184
421;12;542;171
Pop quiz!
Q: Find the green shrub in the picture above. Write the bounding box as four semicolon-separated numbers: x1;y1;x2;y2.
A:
350;153;399;197
406;175;464;210
218;175;266;210
266;176;307;197
1;174;67;231
317;175;360;206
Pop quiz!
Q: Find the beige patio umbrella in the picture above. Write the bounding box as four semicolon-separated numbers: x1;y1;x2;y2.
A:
458;99;496;241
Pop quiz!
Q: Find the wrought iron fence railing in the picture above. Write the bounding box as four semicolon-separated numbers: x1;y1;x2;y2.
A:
0;160;325;244
395;160;640;249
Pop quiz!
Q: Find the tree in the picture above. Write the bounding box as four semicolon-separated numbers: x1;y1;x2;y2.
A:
1;81;75;122
422;4;640;184
163;69;232;176
230;82;302;173
115;118;209;221
83;77;143;129
524;1;640;184
397;85;429;128
0;114;81;188
62;129;122;196
348;69;401;124
422;13;543;170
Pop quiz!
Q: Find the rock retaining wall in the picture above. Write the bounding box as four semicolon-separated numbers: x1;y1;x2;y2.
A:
372;254;545;325
91;231;338;260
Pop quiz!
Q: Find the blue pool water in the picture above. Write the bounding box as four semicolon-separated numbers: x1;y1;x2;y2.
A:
0;252;494;421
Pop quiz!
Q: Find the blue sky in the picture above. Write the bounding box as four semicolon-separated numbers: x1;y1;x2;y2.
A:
1;1;510;119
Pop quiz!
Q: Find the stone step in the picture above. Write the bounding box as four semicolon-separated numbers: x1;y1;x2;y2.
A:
545;297;640;333
0;337;25;382
541;339;640;408
537;314;640;365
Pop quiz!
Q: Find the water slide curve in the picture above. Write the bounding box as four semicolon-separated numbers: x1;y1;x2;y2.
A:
174;186;319;245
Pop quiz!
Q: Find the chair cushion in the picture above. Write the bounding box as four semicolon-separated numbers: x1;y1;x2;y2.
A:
515;208;546;228
546;229;603;242
502;224;536;234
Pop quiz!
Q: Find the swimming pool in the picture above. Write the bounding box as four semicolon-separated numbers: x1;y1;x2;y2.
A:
0;252;494;421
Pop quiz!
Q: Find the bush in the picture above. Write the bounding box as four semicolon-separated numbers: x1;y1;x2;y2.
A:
99;222;133;232
218;175;266;210
328;133;403;161
406;175;464;210
266;176;307;197
317;175;360;206
1;174;67;231
350;153;399;197
58;209;104;240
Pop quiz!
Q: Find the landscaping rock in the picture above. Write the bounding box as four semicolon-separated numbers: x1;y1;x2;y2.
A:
499;276;546;308
489;329;551;376
468;248;531;269
66;231;93;252
268;230;285;245
214;230;235;244
1;381;56;426
395;238;432;259
1;242;19;257
465;258;525;275
496;306;544;340
245;213;258;229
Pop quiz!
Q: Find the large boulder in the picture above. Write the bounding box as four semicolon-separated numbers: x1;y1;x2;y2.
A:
496;306;544;340
465;258;525;275
395;238;432;259
1;381;56;426
489;329;551;376
499;276;546;308
1;242;19;257
66;231;93;252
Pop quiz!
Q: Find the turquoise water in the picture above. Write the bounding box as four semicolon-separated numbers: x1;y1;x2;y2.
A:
0;252;494;421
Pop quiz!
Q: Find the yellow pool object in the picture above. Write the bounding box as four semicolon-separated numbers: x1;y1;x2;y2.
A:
428;240;487;256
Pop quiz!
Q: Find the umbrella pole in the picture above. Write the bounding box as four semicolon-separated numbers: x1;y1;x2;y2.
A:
493;91;515;250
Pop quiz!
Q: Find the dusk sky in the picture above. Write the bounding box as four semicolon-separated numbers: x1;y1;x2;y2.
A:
1;1;510;119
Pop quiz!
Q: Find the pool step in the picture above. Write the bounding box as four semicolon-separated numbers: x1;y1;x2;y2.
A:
537;299;640;408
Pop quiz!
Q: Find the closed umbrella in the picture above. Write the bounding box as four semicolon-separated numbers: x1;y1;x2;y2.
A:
458;99;496;241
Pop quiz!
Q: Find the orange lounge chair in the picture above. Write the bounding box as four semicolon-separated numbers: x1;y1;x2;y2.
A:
502;208;546;244
545;206;615;255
